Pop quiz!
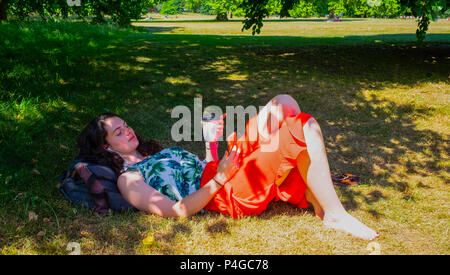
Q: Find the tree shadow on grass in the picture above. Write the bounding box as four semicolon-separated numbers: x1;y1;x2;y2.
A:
1;22;449;253
258;201;314;219
206;218;231;235
138;26;182;34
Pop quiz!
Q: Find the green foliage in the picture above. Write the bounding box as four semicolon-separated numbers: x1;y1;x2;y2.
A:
400;0;447;42
197;0;243;20
208;0;242;15
2;0;155;26
184;0;202;12
289;1;317;17
279;0;297;17
160;0;185;15
327;0;346;15
313;0;330;15
199;2;215;14
239;0;447;41
240;0;270;34
326;0;401;18
207;0;228;14
107;0;156;26
266;0;283;15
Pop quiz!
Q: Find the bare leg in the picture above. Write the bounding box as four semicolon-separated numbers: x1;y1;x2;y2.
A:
258;94;378;240
300;117;379;241
304;187;324;219
258;95;325;219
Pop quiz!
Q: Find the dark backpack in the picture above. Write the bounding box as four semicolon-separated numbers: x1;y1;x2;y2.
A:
58;158;137;215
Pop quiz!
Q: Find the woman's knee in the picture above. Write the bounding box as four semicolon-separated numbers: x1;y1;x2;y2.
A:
257;94;300;138
304;117;322;136
271;94;301;116
303;118;326;153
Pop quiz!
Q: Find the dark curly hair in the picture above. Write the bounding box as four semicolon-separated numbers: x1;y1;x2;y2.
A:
76;113;163;176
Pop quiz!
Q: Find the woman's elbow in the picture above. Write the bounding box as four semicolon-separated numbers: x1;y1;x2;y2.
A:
171;201;190;219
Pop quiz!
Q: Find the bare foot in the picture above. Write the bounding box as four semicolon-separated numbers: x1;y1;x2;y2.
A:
305;188;324;219
323;211;379;241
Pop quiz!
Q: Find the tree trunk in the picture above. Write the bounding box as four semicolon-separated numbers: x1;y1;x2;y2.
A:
0;0;7;21
216;12;228;21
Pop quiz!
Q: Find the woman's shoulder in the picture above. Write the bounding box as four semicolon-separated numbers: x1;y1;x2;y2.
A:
118;169;143;182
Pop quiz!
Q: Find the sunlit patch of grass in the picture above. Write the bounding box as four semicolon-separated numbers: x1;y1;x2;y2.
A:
361;82;450;135
135;56;153;63
133;16;450;42
164;76;197;85
219;73;248;81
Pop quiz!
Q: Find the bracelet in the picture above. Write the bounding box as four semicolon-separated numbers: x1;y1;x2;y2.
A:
212;176;224;187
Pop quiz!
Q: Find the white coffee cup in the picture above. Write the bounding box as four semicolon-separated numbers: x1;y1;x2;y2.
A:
202;111;225;142
202;119;220;142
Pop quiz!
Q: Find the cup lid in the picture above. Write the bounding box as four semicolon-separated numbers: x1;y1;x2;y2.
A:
202;113;216;121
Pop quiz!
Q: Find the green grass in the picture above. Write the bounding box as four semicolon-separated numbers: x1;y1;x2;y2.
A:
0;16;449;255
133;14;450;41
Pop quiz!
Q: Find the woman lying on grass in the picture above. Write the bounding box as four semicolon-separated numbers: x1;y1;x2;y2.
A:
76;94;378;241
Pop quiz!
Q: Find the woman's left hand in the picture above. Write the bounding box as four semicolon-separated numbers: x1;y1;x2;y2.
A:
214;145;241;185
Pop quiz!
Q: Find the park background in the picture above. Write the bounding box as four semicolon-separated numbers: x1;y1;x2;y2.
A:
0;0;448;254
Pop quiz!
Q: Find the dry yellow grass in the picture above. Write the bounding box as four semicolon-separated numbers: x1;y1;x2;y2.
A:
134;14;450;39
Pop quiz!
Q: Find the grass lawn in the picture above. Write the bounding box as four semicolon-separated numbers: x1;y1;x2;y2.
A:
0;15;449;255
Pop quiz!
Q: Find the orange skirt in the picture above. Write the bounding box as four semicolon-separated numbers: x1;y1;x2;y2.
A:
200;112;314;218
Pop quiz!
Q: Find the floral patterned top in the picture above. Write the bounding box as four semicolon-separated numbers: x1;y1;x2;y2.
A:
124;147;207;202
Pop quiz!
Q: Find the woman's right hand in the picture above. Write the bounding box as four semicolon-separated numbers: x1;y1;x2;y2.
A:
213;146;241;185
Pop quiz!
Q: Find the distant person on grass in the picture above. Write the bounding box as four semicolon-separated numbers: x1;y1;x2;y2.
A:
76;94;379;240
